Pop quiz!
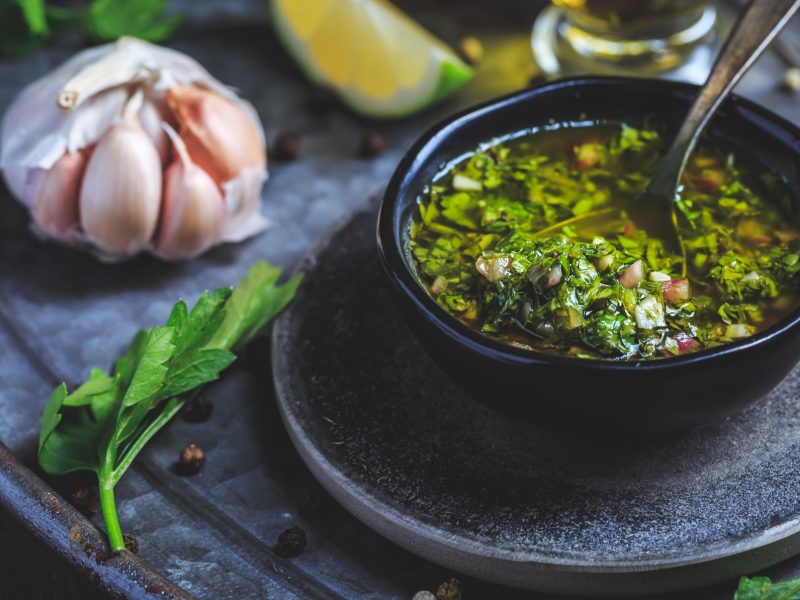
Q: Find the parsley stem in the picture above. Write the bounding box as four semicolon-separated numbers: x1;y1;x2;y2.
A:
532;208;616;238
98;473;125;553
111;397;185;487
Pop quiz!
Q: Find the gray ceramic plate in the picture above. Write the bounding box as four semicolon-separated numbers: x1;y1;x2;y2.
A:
272;195;800;596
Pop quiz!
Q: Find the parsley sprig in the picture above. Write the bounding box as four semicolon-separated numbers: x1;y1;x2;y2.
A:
38;261;301;552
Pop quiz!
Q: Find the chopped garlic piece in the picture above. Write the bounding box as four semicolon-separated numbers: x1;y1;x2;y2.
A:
453;174;483;192
634;295;666;330
740;271;760;283
648;271;671;282
475;255;511;282
726;323;754;339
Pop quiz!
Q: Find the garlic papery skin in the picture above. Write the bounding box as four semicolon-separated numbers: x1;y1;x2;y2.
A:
156;124;224;260
30;150;86;241
80;92;162;256
1;37;269;261
166;85;266;185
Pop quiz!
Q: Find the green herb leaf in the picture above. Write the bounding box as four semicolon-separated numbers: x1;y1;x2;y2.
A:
159;347;235;398
121;326;175;408
0;0;183;58
64;367;119;424
63;368;116;407
175;288;232;352
734;575;800;599
209;261;303;351
0;0;47;57
84;0;181;42
37;261;301;552
38;384;103;474
17;0;48;34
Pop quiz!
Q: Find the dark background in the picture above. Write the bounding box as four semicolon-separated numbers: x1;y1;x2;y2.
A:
0;511;109;599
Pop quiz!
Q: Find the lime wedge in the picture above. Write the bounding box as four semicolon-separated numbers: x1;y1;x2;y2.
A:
270;0;473;118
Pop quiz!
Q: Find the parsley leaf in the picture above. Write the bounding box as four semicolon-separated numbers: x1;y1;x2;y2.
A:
38;384;102;474
38;261;301;552
734;576;800;599
84;0;181;42
17;0;48;34
209;260;303;351
0;0;48;56
0;0;181;58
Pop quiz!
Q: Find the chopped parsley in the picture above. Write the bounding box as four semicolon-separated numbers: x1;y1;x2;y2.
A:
410;123;800;360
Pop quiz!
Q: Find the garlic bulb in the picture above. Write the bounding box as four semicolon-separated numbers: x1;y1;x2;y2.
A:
0;37;268;261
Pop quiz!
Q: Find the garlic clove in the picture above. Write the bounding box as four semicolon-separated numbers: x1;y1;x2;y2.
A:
31;150;86;240
166;85;266;185
156;124;224;260
80;91;162;256
137;93;173;165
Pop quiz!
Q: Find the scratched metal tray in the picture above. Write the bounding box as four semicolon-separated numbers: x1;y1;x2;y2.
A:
2;1;800;598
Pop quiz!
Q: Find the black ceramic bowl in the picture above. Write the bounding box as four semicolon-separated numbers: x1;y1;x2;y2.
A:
377;76;800;429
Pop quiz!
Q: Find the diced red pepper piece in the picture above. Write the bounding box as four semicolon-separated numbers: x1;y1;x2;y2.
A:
622;221;637;237
694;168;725;194
675;332;700;354
571;138;603;171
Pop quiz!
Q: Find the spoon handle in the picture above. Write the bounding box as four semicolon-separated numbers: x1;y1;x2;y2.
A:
647;0;800;198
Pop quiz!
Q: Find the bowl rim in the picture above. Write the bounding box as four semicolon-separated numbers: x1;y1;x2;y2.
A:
377;75;800;372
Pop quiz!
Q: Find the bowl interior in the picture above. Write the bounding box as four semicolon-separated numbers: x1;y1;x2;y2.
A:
382;76;800;368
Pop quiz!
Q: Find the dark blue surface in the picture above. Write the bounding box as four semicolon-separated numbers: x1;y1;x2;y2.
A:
2;1;800;598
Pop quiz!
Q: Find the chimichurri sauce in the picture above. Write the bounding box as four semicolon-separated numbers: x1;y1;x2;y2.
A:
409;123;800;360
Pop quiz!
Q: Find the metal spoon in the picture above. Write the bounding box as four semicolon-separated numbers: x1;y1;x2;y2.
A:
631;0;800;274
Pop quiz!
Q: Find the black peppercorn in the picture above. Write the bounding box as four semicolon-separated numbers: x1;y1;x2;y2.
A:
177;443;205;475
435;578;462;600
123;533;139;554
272;132;302;161
68;486;100;517
528;72;547;88
275;526;307;558
182;395;213;423
358;130;385;158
